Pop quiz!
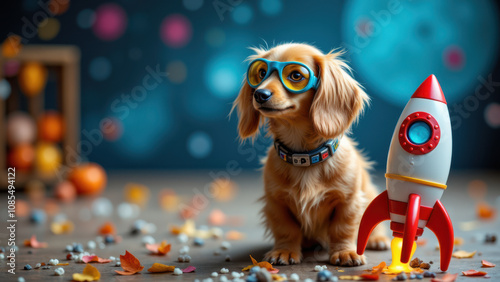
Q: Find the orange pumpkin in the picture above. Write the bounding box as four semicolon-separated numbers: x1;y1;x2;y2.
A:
38;111;65;142
68;163;107;195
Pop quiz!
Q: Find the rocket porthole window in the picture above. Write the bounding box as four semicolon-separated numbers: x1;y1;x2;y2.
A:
408;121;431;145
399;112;440;155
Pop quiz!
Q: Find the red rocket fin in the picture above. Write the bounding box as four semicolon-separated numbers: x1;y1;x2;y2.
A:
401;194;421;263
357;190;391;255
426;200;454;272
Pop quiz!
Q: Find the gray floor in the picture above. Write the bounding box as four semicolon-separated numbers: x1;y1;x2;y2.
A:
0;170;499;281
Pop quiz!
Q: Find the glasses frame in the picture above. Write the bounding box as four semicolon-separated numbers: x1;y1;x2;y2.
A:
246;58;320;94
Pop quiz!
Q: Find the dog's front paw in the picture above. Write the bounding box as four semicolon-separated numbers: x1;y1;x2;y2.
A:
330;250;365;266
264;249;302;265
366;235;390;251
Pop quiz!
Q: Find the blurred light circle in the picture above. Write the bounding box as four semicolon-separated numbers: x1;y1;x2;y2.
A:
3;60;21;77
0;79;11;100
187;131;212;159
128;48;142;60
160;14;192;48
93;3;127;41
100;117;123;141
205;27;225;47
18;62;48;97
183;0;204;11
2;35;22;58
77;9;96;29
6;112;36;146
48;0;70;15
232;4;253;24
166;60;187;84
89;57;112;81
205;54;241;98
38;18;61;41
484;102;500;128
443;45;466;70
260;0;282;15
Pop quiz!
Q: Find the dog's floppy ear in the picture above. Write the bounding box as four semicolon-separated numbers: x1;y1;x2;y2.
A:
311;51;370;138
232;81;261;140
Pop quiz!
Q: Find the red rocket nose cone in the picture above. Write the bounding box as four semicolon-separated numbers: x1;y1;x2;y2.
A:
411;75;447;104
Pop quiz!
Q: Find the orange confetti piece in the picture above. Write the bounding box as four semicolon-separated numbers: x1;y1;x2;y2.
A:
431;273;458;282
115;250;144;275
452;250;476;259
210;178;237;202
146;241;171;256
24;235;48;248
226;230;245;240
148;263;175;273
453;237;464;246
362;261;386;280
57;263;69;266
72;264;101;281
159;189;180;212
462;269;487;276
82;255;112;263
242;255;278;273
98;221;116;235
125;183;150;207
416;238;427;246
51;220;74;234
481;260;496;268
271;274;286;281
477;202;496;220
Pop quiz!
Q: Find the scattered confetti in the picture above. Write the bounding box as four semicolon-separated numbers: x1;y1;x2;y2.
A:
125;183;150;207
99;221;116;235
453;237;464;246
73;264;101;281
182;266;196;273
147;263;175;273
416;238;427;246
145;240;171;256
82;255;112;263
314;265;328;272
242;255;279;273
452;250;477;259
362;261;385;280
210;178;237;202
159;189;180;212
481;260;496;267
50;220;74;234
226;230;245;240
462;269;487;276
115;250;144;275
477;202;496;220
24;235;48;248
430;273;458;282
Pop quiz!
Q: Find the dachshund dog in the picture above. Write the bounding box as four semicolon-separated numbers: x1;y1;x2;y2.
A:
232;43;389;266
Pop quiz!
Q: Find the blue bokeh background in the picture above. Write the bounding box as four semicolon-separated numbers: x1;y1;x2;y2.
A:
1;0;500;170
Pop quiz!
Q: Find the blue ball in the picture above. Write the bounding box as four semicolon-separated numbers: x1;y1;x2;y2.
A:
249;266;261;274
24;264;32;270
193;238;204;246
30;209;46;224
246;274;258;282
317;270;333;281
104;235;115;244
72;244;84;253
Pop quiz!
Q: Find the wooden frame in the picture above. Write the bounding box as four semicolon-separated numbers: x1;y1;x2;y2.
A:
0;45;80;188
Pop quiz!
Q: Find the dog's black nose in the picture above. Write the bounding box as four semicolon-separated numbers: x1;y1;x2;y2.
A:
254;89;272;104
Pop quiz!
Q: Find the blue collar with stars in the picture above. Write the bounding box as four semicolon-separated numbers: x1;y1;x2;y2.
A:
274;136;341;167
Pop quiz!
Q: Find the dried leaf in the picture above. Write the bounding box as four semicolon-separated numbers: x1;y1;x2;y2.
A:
452;250;477;259
462;269;487;276
51;220;74;234
24;235;48;248
148;263;175;273
146;241;171;256
431;273;458;282
477;202;496;219
242;255;278;273
115;250;144;275
82;255;112;263
73;264;101;281
182;266;196;273
481;260;496;268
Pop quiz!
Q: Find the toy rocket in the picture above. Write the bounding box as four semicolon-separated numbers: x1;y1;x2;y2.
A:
357;75;454;272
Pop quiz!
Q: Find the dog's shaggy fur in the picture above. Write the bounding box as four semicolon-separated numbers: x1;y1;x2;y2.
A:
233;43;389;266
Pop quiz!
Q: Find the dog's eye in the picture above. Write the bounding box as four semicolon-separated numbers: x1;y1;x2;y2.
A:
258;69;267;79
288;71;304;82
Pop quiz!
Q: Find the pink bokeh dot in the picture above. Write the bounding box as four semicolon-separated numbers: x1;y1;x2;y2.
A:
160;14;192;48
356;18;373;38
444;46;465;70
3;60;20;77
101;117;123;141
485;103;500;128
93;3;127;41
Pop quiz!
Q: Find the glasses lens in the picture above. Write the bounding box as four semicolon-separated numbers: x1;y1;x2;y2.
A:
282;64;311;91
248;60;268;86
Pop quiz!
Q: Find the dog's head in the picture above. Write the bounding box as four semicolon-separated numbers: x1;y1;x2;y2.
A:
232;43;369;140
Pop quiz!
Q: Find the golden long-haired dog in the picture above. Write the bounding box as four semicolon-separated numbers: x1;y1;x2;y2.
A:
232;43;389;266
